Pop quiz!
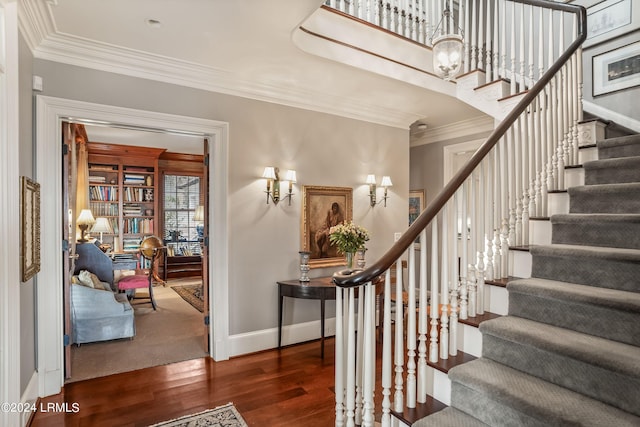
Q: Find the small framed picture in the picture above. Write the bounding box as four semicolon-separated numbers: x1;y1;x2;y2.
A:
409;190;425;226
593;41;640;96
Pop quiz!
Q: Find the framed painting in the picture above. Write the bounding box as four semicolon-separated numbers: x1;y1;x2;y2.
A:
408;189;425;226
301;185;353;268
584;0;639;48
593;41;640;95
21;176;41;282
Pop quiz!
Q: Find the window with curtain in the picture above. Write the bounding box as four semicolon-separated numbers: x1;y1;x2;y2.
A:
163;174;201;255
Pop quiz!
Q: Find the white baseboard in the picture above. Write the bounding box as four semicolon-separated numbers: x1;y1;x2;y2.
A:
228;318;336;357
20;371;39;427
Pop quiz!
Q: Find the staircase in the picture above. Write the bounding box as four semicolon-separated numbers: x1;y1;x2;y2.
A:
322;1;640;426
415;129;640;426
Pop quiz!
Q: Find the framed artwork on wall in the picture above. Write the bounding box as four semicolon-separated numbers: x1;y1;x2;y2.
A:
21;176;41;282
584;0;639;48
593;41;640;96
409;189;425;226
301;185;353;268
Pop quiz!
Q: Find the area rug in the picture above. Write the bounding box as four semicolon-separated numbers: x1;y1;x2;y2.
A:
150;403;247;426
171;284;204;312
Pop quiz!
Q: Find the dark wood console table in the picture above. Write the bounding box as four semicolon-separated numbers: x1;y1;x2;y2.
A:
277;277;337;358
277;276;383;358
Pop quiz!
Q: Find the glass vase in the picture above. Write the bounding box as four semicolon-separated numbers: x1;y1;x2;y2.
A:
345;252;355;269
299;251;311;282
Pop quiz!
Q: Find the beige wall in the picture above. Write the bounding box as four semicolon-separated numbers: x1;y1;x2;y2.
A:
32;59;409;337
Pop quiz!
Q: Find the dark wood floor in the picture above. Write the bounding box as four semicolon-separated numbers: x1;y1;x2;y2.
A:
30;339;339;427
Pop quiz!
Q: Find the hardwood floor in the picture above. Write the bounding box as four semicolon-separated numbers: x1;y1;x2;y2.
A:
30;339;339;427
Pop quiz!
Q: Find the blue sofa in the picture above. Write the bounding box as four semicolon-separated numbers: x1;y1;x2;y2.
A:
72;242;135;344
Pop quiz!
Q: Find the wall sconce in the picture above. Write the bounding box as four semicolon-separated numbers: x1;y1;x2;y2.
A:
91;217;113;242
262;167;297;205
366;174;393;207
76;209;96;242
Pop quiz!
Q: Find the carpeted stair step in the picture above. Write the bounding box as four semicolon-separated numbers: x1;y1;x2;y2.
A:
530;244;640;292
551;213;640;249
584;156;640;184
569;182;640;214
413;407;489;427
597;134;640;159
480;316;640;417
448;358;640;427
507;278;640;346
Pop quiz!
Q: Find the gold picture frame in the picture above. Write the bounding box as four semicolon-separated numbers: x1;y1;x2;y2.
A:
21;176;41;282
301;185;353;268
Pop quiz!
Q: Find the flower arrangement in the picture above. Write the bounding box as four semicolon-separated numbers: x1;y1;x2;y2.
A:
329;221;370;254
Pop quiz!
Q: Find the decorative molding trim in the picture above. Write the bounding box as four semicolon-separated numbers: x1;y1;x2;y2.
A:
1;4;23;427
583;100;640;133
411;115;495;147
18;0;415;128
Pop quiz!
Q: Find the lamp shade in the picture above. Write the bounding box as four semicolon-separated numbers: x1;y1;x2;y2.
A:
91;217;113;234
380;176;393;187
366;174;376;185
432;34;464;81
262;167;277;180
193;205;204;222
285;169;297;183
76;209;96;226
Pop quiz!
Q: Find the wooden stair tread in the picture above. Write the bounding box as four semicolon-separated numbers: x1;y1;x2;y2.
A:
390;396;447;426
427;350;476;374
509;245;531;251
459;311;502;328
485;276;519;287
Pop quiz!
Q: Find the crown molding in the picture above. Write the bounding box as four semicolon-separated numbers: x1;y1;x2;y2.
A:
17;0;56;52
18;1;415;129
410;115;495;147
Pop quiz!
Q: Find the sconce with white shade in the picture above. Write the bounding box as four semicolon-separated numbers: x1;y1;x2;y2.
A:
262;166;297;205
430;5;464;81
76;209;96;242
91;217;113;242
366;174;393;207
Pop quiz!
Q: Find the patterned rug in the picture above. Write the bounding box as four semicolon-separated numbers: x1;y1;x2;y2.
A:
171;284;204;313
150;403;247;426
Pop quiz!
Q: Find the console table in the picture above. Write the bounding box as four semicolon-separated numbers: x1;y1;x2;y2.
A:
277;276;382;358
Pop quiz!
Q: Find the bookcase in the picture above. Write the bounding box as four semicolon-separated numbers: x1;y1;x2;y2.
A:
87;143;165;257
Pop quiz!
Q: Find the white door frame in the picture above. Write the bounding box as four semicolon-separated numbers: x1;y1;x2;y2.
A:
0;1;22;426
35;96;230;397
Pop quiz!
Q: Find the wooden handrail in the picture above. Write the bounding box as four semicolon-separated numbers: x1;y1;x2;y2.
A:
334;0;586;288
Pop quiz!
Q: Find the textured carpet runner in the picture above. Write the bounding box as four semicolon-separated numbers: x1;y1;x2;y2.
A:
416;132;640;426
150;403;247;426
171;284;204;312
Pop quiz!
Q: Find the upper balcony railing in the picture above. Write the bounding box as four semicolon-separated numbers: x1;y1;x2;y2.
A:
325;0;454;47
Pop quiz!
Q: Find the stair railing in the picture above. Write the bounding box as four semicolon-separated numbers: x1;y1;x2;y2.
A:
331;1;586;426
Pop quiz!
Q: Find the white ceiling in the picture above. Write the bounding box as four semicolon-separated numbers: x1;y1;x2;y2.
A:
20;0;485;151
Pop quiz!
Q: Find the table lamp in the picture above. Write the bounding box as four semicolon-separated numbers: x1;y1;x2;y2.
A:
91;217;113;242
76;209;96;242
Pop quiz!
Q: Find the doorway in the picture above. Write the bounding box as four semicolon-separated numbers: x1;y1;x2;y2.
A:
35;96;229;396
63;122;211;381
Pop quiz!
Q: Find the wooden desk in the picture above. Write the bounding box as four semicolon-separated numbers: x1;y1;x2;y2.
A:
277;277;336;358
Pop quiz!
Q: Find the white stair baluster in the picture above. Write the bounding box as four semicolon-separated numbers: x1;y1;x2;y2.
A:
429;220;439;363
380;271;392;427
417;228;428;402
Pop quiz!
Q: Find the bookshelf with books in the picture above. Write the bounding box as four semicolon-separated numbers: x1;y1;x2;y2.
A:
87;142;165;254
